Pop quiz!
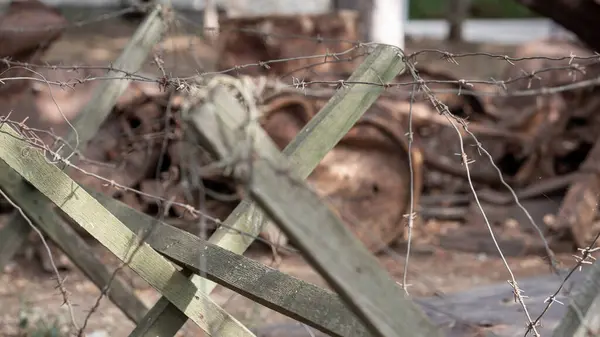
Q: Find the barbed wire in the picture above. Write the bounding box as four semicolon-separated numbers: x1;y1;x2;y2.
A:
404;59;542;335
525;232;600;336
5;52;600;102
1;3;599;337
0;186;81;333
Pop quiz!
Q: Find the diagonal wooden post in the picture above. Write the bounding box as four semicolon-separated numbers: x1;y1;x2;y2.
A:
0;123;256;337
552;256;600;337
186;82;441;337
0;4;169;323
0;159;373;337
131;45;413;337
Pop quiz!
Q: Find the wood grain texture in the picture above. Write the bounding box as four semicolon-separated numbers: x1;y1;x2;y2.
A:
0;161;148;323
243;140;439;337
136;44;408;337
552;260;600;337
248;270;589;337
0;123;255;337
61;5;169;148
86;186;371;337
0;3;169;279
186;46;439;337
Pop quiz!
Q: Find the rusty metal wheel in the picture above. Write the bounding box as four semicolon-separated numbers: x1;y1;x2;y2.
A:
260;93;423;253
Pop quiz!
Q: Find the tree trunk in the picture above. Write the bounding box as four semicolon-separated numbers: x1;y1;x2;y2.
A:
515;0;600;51
446;0;470;42
332;0;374;41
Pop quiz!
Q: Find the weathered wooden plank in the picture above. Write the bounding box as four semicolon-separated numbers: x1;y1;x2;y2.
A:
103;186;592;337
420;271;586;337
0;123;255;337
7;156;574;337
0;4;169;270
84;186;371;337
61;5;170;149
552;258;600;337
247;270;588;337
90;184;565;337
65;5;171;146
80;185;541;337
83;183;516;337
0;5;169;323
186;80;440;337
0;161;148;323
133;44;408;337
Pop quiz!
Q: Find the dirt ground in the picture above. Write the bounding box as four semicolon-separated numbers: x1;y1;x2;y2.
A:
0;10;584;337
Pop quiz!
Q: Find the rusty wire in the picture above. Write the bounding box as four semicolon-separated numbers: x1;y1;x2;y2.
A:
0;4;599;337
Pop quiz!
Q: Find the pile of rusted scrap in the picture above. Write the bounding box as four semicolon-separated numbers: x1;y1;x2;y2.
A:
216;14;600;255
0;0;66;106
416;38;600;256
3;2;600;267
1;72;417;256
1;6;417;257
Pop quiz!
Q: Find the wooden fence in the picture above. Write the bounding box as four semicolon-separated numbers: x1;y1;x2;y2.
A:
0;4;599;337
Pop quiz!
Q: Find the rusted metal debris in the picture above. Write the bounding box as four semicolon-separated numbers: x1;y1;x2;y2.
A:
3;8;600;259
260;91;422;252
3;69;420;254
0;0;67;99
215;10;363;80
216;15;600;254
436;38;600;253
548;134;600;249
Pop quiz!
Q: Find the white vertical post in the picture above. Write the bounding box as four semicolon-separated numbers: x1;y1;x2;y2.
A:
370;0;405;50
192;0;203;10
